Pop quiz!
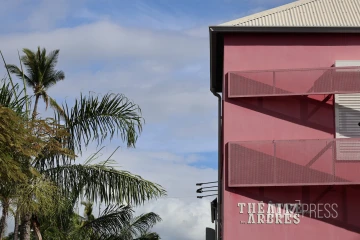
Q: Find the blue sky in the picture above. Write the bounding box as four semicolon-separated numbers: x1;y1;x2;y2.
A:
0;0;293;239
2;0;291;33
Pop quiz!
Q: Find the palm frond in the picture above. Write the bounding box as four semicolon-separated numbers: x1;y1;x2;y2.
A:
44;70;65;89
20;48;37;83
78;205;133;240
49;96;65;117
9;47;64;95
62;93;144;154
17;49;30;119
5;64;33;87
120;212;162;239
40;90;50;109
134;232;161;240
1;50;18;100
44;161;166;206
0;80;27;115
43;49;60;82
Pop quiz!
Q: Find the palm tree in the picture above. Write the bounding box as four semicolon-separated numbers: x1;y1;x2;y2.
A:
118;212;161;240
1;49;166;240
6;47;65;119
17;92;165;240
74;203;161;240
0;81;41;239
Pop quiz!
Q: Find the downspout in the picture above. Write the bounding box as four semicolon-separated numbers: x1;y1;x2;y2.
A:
211;89;222;240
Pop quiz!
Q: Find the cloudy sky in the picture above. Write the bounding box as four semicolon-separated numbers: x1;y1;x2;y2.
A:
0;0;293;239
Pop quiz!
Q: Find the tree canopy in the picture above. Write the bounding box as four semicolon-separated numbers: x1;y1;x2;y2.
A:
0;47;165;240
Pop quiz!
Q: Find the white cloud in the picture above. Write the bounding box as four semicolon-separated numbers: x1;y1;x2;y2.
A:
0;0;87;33
101;148;217;240
137;199;215;240
0;21;207;67
44;71;218;152
5;147;218;239
0;20;217;153
108;148;217;194
0;16;218;239
25;0;70;31
71;147;217;240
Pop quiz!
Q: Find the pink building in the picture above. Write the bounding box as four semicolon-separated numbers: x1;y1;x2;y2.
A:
208;0;360;239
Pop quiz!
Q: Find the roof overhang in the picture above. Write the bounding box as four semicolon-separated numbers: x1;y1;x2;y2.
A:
209;26;360;93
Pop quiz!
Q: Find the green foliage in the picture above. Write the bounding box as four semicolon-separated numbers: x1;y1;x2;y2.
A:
0;47;166;240
16;177;65;217
119;211;162;240
81;201;95;222
44;159;165;206
6;47;65;94
76;205;133;239
134;232;161;240
72;203;161;240
62;93;144;154
6;47;65;119
0;80;28;116
0;106;35;184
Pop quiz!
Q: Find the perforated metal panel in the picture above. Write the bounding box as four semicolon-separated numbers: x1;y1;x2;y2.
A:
228;139;360;187
228;66;360;98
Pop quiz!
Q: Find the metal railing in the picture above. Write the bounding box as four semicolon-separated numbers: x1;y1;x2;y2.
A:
228;138;360;187
228;66;360;98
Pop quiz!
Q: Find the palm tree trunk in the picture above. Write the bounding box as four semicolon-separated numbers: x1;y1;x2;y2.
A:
31;215;42;240
19;213;31;240
14;210;19;240
0;199;9;239
32;95;40;120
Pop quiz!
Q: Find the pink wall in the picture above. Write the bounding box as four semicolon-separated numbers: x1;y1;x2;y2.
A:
222;33;360;240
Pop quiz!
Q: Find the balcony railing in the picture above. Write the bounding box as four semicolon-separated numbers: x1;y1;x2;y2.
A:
228;138;360;187
228;66;360;98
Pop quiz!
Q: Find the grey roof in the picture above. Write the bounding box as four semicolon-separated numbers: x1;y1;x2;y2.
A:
219;0;360;27
210;0;360;93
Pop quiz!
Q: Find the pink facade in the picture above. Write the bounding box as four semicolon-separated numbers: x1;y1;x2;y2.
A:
222;33;360;239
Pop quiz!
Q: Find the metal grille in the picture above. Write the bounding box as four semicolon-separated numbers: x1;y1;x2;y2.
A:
228;138;360;187
228;66;360;98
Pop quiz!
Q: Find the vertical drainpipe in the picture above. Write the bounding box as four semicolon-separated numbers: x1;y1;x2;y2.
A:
211;89;222;240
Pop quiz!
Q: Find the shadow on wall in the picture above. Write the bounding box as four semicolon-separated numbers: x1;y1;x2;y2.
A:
225;67;360;138
223;65;360;233
227;142;353;186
